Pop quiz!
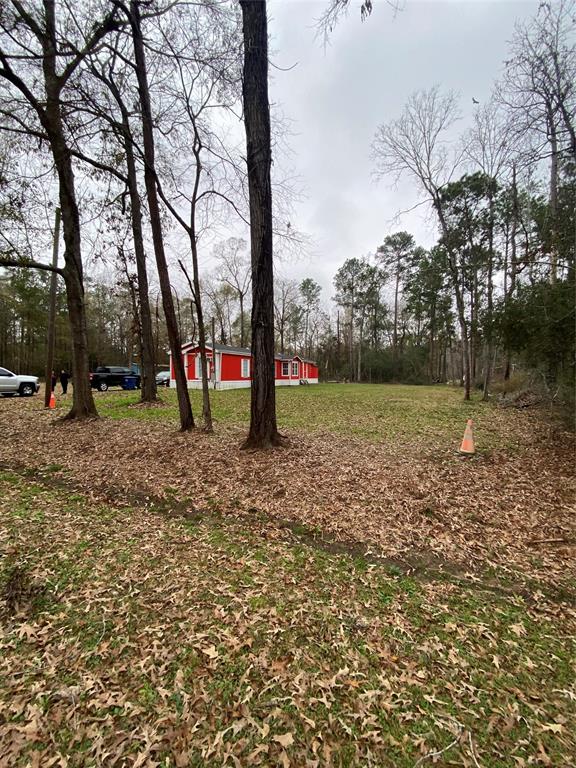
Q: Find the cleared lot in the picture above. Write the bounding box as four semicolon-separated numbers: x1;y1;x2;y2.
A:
1;385;574;766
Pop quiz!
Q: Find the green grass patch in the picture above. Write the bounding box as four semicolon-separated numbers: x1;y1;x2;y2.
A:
0;472;573;767
96;383;505;445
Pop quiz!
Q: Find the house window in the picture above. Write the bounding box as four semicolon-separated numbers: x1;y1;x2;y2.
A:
241;358;250;378
292;361;298;377
281;361;289;377
195;355;201;379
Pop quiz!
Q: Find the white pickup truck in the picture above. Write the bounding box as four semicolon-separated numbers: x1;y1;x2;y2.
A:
0;366;40;397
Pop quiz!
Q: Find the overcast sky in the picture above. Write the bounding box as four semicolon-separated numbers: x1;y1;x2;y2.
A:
264;0;541;298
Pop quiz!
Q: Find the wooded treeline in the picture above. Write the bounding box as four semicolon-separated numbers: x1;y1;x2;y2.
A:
0;0;574;427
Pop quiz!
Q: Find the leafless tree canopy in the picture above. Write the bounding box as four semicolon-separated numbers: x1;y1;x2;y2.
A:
498;0;576;161
372;86;462;201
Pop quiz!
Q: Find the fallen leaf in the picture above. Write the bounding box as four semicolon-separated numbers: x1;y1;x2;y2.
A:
273;733;294;748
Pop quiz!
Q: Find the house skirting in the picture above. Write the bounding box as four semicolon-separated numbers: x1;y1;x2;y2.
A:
276;378;318;386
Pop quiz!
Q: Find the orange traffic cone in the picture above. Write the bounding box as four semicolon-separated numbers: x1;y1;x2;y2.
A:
49;391;56;409
459;419;475;455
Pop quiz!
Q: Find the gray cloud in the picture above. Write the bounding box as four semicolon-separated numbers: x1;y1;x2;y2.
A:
267;0;540;298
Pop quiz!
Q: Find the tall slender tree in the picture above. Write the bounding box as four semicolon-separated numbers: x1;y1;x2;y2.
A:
126;0;194;430
376;232;414;378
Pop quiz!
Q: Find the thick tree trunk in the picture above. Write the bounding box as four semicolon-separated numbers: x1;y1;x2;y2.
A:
61;259;98;419
240;0;282;449
47;119;97;420
40;1;98;420
129;0;193;430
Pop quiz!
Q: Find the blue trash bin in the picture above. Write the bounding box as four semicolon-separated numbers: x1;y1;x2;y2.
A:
123;376;137;391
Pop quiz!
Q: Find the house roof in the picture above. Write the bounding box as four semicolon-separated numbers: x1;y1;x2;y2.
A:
179;342;251;356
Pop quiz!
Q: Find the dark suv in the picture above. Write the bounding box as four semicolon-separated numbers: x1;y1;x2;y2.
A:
89;367;141;391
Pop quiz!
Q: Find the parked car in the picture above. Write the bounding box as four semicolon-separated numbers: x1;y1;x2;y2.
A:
89;366;141;392
0;366;40;397
155;370;171;387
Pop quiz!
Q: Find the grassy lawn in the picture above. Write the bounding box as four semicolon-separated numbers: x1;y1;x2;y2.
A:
96;383;504;445
1;385;573;765
1;469;574;767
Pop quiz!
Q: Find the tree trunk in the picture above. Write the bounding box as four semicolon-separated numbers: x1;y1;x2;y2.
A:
504;165;519;381
279;314;285;354
189;237;213;432
129;0;193;430
548;113;559;285
434;198;470;400
349;303;355;381
356;318;363;382
392;268;400;379
427;294;437;384
449;259;471;400
239;292;245;348
240;0;281;449
482;186;495;402
48;132;97;419
41;3;98;420
122;101;157;403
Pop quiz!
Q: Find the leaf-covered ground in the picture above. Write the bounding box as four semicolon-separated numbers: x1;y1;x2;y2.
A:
0;384;574;765
1;385;573;590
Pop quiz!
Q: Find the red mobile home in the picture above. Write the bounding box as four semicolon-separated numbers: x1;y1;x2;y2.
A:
274;354;319;386
170;343;319;390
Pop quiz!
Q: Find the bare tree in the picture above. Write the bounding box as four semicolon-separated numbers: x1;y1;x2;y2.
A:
215;238;251;348
147;3;243;432
499;0;576;283
66;37;160;403
464;101;514;400
204;276;236;344
274;276;300;355
465;100;515;181
0;0;123;419
125;0;194;430
372;87;477;398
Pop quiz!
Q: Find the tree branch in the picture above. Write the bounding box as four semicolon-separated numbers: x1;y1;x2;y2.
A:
0;256;65;276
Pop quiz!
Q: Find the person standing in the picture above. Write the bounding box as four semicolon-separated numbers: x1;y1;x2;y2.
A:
60;369;70;395
51;370;57;392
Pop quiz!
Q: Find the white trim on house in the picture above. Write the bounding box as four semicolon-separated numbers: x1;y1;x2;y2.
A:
176;378;250;390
